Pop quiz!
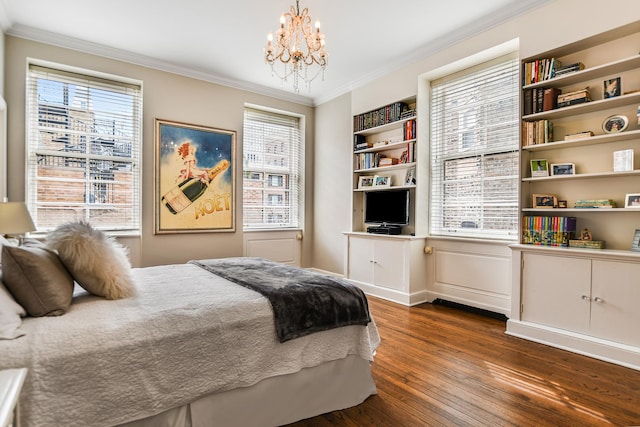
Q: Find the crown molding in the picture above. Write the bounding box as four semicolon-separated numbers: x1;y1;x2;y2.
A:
312;0;553;106
6;24;315;107
5;0;551;108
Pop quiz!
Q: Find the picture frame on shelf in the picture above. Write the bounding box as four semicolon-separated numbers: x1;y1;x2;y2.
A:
602;114;628;133
358;175;375;189
404;167;416;186
557;200;567;208
613;149;634;172
530;159;549;177
551;163;575;176
624;193;640;208
532;193;557;208
632;229;640;252
604;77;621;98
373;175;391;188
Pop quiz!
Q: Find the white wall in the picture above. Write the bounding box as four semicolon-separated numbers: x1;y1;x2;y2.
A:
312;0;640;277
312;93;352;272
4;36;314;268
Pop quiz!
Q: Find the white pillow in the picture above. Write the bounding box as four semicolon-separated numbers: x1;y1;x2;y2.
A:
0;276;26;340
46;221;136;300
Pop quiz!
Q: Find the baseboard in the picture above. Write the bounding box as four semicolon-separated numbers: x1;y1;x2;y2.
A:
426;289;511;318
347;280;427;306
506;319;640;372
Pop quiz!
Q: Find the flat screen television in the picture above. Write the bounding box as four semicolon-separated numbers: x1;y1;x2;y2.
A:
364;189;410;226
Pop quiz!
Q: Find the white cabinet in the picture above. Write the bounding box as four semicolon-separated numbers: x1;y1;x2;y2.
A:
590;259;640;347
509;245;640;370
344;233;427;306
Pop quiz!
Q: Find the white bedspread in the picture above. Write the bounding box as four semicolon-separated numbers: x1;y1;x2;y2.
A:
0;263;380;427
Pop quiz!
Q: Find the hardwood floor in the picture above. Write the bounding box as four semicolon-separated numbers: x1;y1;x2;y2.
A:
289;297;640;426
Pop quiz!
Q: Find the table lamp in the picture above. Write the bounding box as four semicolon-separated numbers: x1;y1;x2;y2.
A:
0;200;36;245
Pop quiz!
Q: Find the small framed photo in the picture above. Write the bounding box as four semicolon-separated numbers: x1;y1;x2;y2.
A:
358;175;374;189
533;193;557;208
604;77;621;98
632;229;640;252
530;159;549;177
551;163;575;176
602;114;628;133
624;193;640;208
557;200;568;208
404;167;416;186
373;175;391;187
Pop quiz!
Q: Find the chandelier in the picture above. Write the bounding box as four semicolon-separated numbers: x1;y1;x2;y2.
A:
264;0;328;92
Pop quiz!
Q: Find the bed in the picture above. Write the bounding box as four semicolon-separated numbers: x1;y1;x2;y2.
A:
0;234;380;427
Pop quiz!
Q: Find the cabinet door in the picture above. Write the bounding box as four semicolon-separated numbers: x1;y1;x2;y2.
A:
522;253;591;334
590;260;640;347
372;239;406;291
347;236;374;284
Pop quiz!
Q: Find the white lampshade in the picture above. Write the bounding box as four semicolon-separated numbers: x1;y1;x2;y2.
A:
0;201;36;236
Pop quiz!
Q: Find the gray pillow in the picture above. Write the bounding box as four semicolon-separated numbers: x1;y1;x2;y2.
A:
1;244;74;317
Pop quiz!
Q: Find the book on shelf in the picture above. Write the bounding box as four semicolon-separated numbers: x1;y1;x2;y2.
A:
543;88;561;111
557;97;592;108
404;119;416;140
553;62;585;76
613;149;634;172
574;199;617;208
564;131;593;140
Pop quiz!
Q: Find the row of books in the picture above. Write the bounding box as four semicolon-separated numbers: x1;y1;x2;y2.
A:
354;144;414;170
522;215;577;247
523;87;560;115
522;58;585;85
353;102;409;132
522;120;553;146
522;58;562;85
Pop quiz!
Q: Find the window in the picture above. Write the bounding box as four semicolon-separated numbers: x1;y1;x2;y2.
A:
430;53;519;240
26;63;142;233
243;106;303;229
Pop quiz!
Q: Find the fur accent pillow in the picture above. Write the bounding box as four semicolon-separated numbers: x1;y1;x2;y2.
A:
47;221;136;300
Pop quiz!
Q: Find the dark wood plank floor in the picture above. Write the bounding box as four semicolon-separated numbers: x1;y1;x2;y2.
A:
289;296;640;426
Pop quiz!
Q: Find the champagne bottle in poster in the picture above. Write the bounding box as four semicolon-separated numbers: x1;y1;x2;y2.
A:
162;159;230;214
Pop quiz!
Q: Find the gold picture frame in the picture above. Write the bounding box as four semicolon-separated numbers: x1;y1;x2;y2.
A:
155;119;236;234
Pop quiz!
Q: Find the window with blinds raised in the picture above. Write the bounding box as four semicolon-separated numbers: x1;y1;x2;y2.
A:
26;63;142;233
430;53;519;240
242;107;303;229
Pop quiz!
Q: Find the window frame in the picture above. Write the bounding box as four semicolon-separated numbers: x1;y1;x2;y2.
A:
429;52;520;241
25;60;143;235
242;104;305;230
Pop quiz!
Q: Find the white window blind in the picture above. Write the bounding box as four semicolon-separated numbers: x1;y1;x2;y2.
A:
430;53;519;240
26;63;142;232
243;107;303;229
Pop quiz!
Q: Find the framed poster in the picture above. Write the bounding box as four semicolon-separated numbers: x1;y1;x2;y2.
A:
155;119;236;234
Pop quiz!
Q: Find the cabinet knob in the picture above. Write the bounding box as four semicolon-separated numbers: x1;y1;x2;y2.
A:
594;297;604;303
581;295;591;301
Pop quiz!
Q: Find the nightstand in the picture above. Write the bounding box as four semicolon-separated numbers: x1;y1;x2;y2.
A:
0;369;27;427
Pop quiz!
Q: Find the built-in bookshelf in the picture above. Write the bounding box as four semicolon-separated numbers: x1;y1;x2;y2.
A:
508;21;640;373
351;97;419;235
519;23;640;250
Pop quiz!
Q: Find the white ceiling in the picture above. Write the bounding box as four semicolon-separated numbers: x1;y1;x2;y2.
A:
0;0;550;106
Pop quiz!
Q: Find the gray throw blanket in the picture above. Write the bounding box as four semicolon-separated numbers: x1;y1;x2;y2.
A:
188;257;371;342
